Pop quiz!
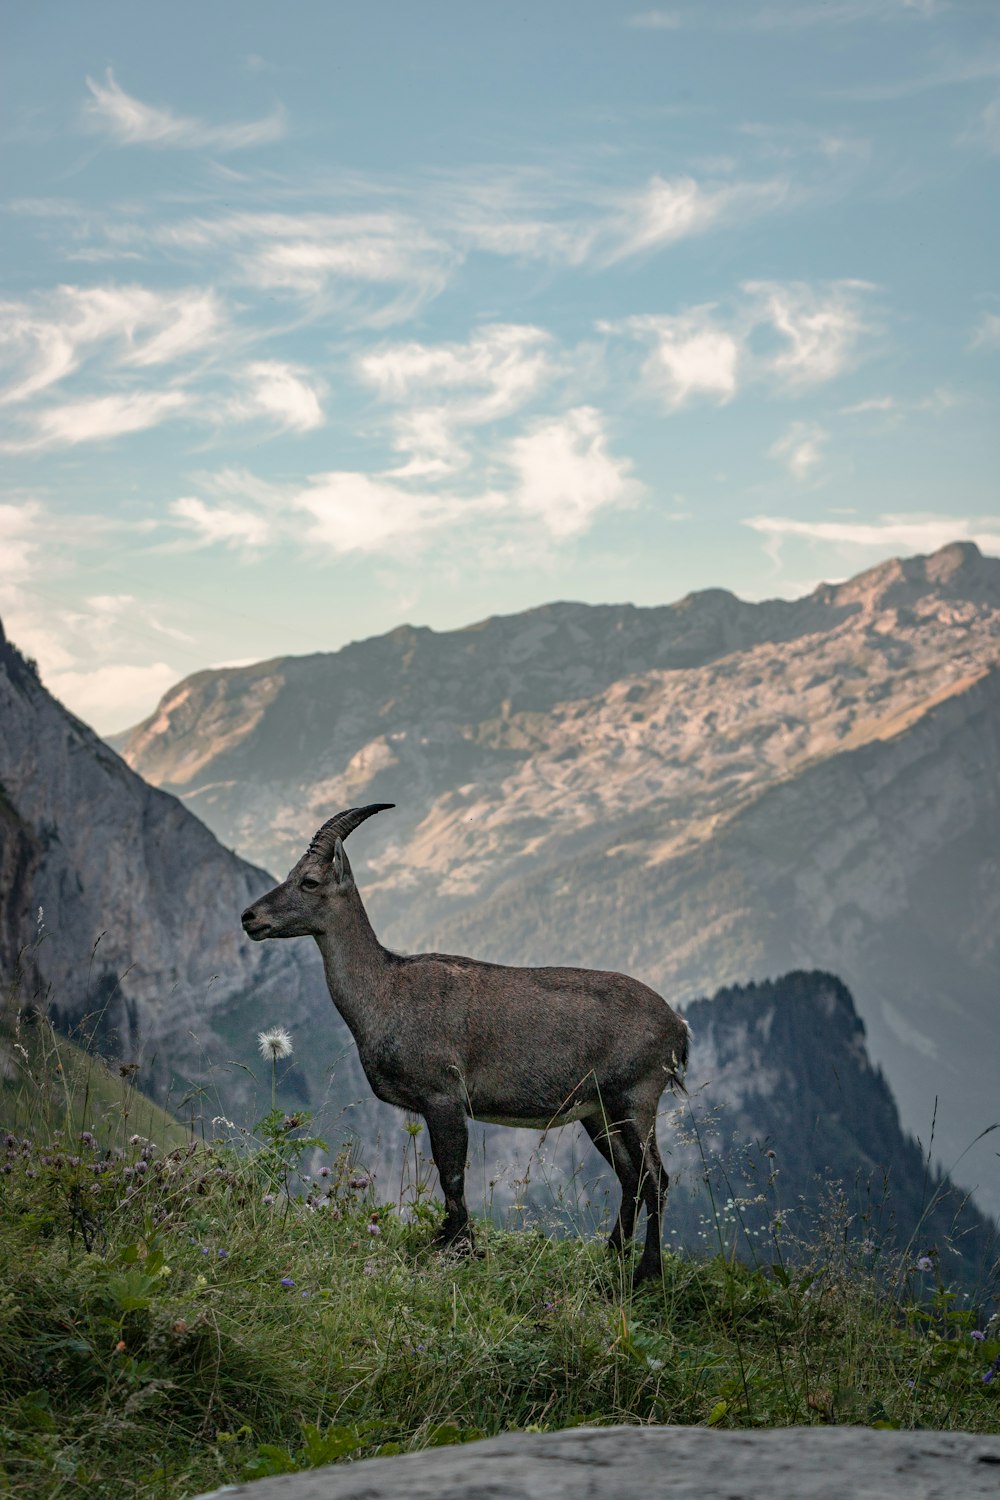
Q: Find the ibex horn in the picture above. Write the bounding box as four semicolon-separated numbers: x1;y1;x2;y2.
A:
308;803;395;861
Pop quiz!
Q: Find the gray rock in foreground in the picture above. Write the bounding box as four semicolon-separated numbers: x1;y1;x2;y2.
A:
193;1423;1000;1500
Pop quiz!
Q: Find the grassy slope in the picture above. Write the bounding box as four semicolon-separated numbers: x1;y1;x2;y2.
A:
1;1011;189;1155
1;1105;998;1500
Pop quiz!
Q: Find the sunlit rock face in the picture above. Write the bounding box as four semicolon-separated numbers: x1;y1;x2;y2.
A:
113;544;1000;1215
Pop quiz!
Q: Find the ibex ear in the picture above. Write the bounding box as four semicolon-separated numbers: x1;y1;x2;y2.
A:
331;836;354;890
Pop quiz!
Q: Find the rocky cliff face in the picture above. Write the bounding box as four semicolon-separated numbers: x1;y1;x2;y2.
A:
113;543;1000;1218
0;620;374;1132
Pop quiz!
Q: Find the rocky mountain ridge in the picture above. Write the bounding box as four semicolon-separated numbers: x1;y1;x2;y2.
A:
113;543;1000;1217
1;612;995;1268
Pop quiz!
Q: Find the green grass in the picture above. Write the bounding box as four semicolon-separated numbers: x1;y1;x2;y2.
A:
1;1077;998;1500
0;1010;189;1156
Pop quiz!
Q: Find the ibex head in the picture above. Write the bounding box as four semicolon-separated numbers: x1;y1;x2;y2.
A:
241;803;394;941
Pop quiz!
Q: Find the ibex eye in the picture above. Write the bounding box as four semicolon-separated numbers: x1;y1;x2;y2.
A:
300;878;321;891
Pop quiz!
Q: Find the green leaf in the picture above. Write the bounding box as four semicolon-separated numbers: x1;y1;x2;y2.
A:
706;1400;729;1427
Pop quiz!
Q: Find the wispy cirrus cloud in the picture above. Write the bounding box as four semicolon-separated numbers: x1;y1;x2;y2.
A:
769;420;830;480
609;279;875;409
970;312;1000;349
611;308;742;407
626;11;682;30
745;513;1000;556
170;404;640;556
224;361;325;434
358;324;555;476
3;390;189;452
0;285;225;406
84;69;286;151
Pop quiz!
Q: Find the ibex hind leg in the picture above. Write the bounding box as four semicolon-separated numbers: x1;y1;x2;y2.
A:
619;1111;669;1289
582;1110;641;1257
423;1097;475;1253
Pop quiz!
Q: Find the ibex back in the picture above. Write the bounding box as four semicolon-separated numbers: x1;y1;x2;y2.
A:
241;803;690;1286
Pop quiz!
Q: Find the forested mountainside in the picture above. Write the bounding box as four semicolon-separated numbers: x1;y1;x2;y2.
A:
114;543;1000;1217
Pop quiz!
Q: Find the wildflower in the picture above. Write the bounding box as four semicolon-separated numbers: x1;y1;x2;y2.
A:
367;1221;381;1237
318;1166;331;1179
129;1134;142;1147
171;1320;188;1335
217;1248;228;1259
984;1369;995;1385
916;1256;934;1273
135;1160;148;1175
257;1026;293;1061
280;1276;295;1289
861;1238;875;1255
262;1193;276;1206
972;1330;986;1342
114;1340;126;1354
363;1262;377;1276
350;1174;371;1190
301;1290;310;1298
201;1245;210;1255
80;1131;94;1148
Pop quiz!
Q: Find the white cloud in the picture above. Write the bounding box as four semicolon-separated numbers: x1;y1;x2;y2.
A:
84;69;286;152
961;96;1000;156
745;279;874;387
359;324;555;476
840;395;896;414
227;361;325;433
293;472;491;555
170;495;272;548
618;309;741;407
5;390;187;451
507;407;642;537
171;406;638;556
609;279;873;409
44;659;180;734
745;514;1000;554
769;421;830;480
747;0;945;27
0;500;45;581
626;10;682;27
970;312;1000;350
0;285;225;405
600;175;787;266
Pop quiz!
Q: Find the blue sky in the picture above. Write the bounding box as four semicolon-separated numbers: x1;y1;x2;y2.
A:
1;0;998;731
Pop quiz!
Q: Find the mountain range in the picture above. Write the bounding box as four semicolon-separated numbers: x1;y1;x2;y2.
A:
113;541;1000;1219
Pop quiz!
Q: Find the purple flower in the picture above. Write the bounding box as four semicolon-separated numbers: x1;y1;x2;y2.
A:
217;1248;228;1259
983;1369;995;1385
319;1166;331;1178
280;1276;295;1289
301;1289;310;1298
80;1131;94;1148
201;1245;210;1255
350;1174;371;1190
366;1221;381;1237
916;1256;933;1273
972;1330;986;1342
262;1193;276;1206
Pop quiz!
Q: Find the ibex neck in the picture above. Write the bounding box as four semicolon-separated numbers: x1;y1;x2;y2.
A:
313;894;390;1039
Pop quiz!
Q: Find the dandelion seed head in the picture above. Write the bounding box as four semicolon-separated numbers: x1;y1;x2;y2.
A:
258;1026;293;1061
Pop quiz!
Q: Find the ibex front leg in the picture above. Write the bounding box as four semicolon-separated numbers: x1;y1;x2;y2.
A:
423;1096;472;1249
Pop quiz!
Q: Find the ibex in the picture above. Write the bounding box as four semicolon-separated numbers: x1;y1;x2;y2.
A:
241;803;689;1285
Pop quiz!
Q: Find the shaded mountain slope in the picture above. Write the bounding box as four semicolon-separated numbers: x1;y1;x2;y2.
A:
0;620;374;1135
